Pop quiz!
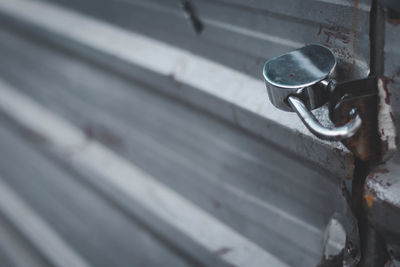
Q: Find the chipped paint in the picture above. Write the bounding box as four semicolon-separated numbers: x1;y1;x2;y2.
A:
317;19;357;69
365;164;400;207
377;78;397;162
351;0;360;50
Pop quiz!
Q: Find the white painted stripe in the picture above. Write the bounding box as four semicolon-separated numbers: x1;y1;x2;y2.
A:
0;0;303;135
0;178;91;267
0;82;290;266
0;0;352;180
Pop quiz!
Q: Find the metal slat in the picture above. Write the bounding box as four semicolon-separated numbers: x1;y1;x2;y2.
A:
0;179;91;267
0;0;377;266
0;217;51;267
0;22;345;267
0;31;325;263
0;79;291;267
0;117;207;267
0;0;355;178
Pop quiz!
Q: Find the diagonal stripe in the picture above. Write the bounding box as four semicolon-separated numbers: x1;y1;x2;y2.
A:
0;178;91;267
0;80;290;267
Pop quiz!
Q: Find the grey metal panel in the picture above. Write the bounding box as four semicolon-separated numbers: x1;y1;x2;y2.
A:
0;123;195;267
0;0;377;266
47;0;371;80
0;0;358;178
362;5;400;266
0;26;339;266
0;218;51;267
383;21;400;142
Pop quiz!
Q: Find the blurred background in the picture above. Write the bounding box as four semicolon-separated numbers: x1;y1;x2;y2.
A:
0;1;398;267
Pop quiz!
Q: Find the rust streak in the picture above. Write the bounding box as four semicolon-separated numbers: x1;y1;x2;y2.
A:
214;247;232;256
387;9;400;25
364;194;374;208
352;0;359;50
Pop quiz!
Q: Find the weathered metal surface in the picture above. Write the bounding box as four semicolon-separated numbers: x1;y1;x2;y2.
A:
44;0;372;80
0;0;380;266
377;77;397;161
320;215;348;266
364;158;400;263
0;217;53;267
0;0;362;179
0;26;342;266
329;77;380;161
380;10;400;151
363;4;400;264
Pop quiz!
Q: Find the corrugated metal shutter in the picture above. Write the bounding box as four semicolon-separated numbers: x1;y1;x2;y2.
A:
0;0;374;266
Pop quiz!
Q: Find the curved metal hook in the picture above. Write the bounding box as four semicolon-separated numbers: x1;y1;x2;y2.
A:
288;96;362;141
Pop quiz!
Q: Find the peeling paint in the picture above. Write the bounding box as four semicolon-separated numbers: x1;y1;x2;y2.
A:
381;76;394;104
377;78;397;162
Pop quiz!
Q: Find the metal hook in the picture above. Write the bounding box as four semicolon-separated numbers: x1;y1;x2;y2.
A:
263;44;363;141
287;96;362;141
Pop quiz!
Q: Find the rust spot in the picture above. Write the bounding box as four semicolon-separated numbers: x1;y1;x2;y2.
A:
382;139;389;156
19;128;48;144
323;20;352;44
352;0;359;50
364;194;374;208
381;76;394;104
215;247;232;256
390;112;395;123
387;17;400;25
317;19;357;69
323;29;351;44
375;168;390;174
330;86;379;161
212;200;221;209
168;73;182;89
354;0;359;10
84;124;123;149
387;9;400;25
367;167;389;180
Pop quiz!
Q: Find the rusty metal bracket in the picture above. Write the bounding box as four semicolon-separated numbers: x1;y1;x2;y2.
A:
329;77;380;162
